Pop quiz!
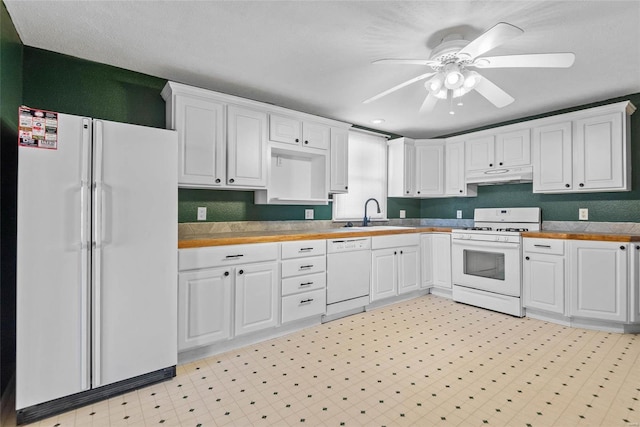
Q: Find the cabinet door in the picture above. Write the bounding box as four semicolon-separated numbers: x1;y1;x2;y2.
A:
415;143;444;196
432;234;452;289
398;246;420;294
403;143;416;196
632;244;640;324
371;249;397;301
420;234;433;288
178;268;232;351
235;262;278;336
330;127;349;193
574;112;625;191
532;121;573;193
496;129;531;167
569;241;628;322
269;114;301;146
174;95;225;186
227;105;267;187
445;141;467;196
303;122;330;150
523;253;564;314
465;135;495;171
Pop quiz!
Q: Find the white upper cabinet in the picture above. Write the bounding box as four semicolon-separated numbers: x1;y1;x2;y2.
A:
329;127;349;193
445;140;477;197
165;92;226;187
415;141;445;197
227;105;268;187
387;137;416;197
466;129;530;172
533;101;635;193
269;114;330;150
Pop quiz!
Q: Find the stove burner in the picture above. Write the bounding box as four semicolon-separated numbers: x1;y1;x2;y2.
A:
463;227;493;231
495;227;529;232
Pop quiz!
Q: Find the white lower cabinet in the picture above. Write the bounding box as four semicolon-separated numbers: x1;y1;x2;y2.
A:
523;238;565;314
178;268;232;351
569;240;628;322
280;240;327;323
432;233;452;289
234;262;279;336
177;243;279;352
420;234;433;288
631;244;640;324
370;234;420;302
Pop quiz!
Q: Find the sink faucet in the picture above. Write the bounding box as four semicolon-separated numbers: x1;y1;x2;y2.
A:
362;198;381;227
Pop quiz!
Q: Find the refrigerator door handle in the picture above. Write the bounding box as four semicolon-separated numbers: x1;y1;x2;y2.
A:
92;120;103;386
80;118;91;390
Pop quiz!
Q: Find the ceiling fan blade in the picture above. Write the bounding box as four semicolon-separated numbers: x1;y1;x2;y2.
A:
419;92;438;113
473;53;576;68
474;76;514;108
363;72;436;104
373;59;440;66
457;22;523;60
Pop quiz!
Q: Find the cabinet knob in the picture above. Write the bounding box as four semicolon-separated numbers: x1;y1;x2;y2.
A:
215;178;221;183
406;190;410;194
238;269;244;275
400;250;403;254
565;184;570;188
620;246;626;250
417;191;420;194
394;251;397;255
459;189;463;193
229;178;235;183
579;183;584;187
636;245;640;250
224;271;229;276
489;163;493;167
304;140;309;144
499;162;503;166
525;256;530;260
345;186;348;190
295;138;299;143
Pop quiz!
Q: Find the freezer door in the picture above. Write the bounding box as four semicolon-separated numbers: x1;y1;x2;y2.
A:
92;120;177;388
16;113;92;409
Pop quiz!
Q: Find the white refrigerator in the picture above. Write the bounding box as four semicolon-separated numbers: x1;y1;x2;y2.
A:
16;109;178;423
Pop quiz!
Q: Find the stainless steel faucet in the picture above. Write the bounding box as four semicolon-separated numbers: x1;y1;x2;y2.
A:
362;198;381;227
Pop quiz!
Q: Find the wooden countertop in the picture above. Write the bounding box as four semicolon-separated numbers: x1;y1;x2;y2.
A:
178;227;452;249
521;230;640;242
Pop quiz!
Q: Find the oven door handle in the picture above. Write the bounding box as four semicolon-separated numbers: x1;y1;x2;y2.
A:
451;239;520;250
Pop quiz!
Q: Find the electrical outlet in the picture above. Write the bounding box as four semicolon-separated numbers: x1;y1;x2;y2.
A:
197;207;207;221
305;209;314;220
456;210;463;219
579;208;588;221
399;210;406;219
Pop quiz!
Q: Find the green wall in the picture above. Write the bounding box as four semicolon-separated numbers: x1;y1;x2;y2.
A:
0;0;22;397
421;93;640;222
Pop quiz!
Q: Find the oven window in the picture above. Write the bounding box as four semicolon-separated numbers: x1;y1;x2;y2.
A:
463;250;505;281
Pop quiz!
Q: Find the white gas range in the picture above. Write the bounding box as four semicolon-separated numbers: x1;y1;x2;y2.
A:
450;207;541;317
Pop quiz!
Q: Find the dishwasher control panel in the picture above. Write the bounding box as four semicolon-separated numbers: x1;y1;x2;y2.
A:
327;238;371;253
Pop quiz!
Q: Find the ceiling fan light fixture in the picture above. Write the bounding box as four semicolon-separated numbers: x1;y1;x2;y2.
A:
427;73;445;93
443;64;464;90
463;71;481;89
433;88;448;100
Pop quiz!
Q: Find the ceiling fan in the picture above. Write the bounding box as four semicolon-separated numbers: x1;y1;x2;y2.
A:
363;22;575;113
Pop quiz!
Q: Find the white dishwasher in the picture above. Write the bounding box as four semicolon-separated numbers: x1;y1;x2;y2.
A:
325;237;372;318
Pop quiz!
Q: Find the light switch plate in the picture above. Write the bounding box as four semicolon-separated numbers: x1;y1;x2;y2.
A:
399;210;406;219
579;208;588;221
305;209;314;220
456;210;463;219
197;207;207;221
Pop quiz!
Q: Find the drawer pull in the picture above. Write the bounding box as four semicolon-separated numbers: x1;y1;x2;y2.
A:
533;244;551;248
300;282;314;287
225;254;244;259
299;264;313;270
299;247;314;252
300;298;314;304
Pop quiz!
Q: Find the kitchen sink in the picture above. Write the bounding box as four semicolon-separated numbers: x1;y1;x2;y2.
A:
334;225;416;231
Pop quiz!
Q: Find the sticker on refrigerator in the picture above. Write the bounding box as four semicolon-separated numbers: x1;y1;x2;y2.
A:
18;106;58;150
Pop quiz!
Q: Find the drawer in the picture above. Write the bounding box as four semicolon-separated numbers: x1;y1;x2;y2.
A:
281;289;326;323
178;243;279;271
282;272;326;296
523;238;564;255
371;233;420;250
281;255;326;278
281;240;326;259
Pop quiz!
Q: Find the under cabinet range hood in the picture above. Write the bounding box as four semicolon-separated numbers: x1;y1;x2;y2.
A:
466;166;533;185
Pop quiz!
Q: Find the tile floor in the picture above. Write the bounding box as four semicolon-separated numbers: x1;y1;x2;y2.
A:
9;295;640;426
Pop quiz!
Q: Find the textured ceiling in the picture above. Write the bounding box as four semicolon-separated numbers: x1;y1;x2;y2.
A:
6;1;640;138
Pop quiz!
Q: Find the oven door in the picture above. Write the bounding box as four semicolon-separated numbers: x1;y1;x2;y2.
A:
451;239;521;296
